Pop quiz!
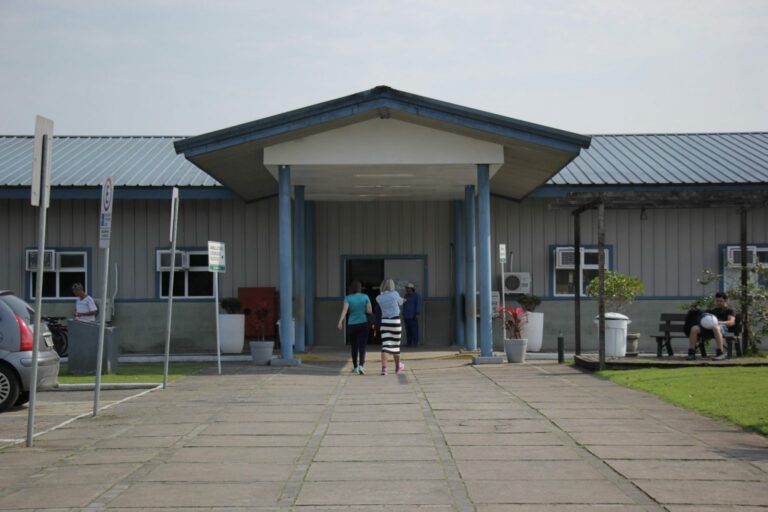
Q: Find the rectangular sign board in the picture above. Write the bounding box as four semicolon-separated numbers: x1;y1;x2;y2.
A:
208;241;225;272
31;116;54;208
499;243;507;264
99;177;114;249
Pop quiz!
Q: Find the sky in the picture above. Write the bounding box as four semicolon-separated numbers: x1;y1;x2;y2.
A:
1;0;766;137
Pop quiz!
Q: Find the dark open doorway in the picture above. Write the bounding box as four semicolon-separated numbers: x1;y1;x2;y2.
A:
346;259;384;345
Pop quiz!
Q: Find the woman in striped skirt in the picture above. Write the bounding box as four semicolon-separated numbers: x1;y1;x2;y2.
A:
376;279;405;375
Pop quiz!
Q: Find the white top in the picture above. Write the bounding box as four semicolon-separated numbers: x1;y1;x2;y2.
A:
75;296;98;322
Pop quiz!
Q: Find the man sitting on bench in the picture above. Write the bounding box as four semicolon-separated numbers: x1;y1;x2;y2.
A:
687;292;735;361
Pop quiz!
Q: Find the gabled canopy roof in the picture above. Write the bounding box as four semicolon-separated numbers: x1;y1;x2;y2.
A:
173;86;591;202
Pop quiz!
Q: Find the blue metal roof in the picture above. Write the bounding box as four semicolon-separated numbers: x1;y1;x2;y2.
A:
0;136;219;187
0;132;767;188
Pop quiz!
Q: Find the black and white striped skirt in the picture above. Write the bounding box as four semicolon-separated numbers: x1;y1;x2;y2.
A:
380;317;402;354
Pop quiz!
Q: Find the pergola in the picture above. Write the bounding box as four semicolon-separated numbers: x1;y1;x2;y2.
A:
552;190;768;370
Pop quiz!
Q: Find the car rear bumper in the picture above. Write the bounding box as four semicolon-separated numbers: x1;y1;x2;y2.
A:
12;351;60;391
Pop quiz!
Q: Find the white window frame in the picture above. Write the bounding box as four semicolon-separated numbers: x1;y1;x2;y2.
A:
156;249;213;298
723;244;768;290
553;246;611;297
27;249;88;299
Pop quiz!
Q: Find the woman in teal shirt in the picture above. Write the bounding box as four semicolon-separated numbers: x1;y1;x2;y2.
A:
337;280;372;374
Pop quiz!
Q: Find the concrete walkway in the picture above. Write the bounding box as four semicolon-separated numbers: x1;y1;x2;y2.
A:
1;358;766;510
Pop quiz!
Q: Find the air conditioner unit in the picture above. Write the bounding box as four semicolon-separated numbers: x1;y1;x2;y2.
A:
26;250;56;271
503;272;531;294
727;246;756;267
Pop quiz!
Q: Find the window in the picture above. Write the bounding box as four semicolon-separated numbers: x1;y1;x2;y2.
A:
723;245;768;290
156;249;213;298
26;249;88;299
552;246;611;296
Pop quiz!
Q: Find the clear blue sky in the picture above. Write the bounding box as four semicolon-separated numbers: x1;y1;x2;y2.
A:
1;0;766;136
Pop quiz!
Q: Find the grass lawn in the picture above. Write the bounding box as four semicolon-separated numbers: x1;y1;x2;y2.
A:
58;363;209;384
599;366;768;436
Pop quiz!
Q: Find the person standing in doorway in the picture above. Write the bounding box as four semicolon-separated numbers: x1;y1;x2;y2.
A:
337;280;372;374
376;279;405;375
403;283;422;347
72;283;97;322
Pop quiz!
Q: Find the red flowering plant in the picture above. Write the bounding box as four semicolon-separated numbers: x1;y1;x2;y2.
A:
497;305;528;339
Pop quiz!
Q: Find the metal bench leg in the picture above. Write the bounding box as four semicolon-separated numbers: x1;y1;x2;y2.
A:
656;338;663;357
727;339;733;359
666;339;674;357
698;338;708;358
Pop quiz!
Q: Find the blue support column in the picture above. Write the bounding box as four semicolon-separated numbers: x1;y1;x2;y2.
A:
305;201;315;348
276;165;297;364
477;164;493;357
293;185;306;353
464;185;477;351
453;201;465;348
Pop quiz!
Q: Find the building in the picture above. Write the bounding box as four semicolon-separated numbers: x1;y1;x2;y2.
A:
1;87;767;354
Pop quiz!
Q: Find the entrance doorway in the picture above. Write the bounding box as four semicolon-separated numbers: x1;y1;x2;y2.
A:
344;257;426;345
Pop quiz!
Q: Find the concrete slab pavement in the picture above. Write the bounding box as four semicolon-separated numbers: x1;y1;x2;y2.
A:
0;357;765;510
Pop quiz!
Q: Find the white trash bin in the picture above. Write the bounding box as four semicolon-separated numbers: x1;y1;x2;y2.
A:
594;313;630;357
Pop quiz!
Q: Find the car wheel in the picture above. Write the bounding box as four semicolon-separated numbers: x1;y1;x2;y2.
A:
15;391;30;407
0;365;21;412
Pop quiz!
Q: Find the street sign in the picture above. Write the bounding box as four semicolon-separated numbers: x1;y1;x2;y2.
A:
99;177;114;249
169;187;179;242
31;116;53;208
499;243;507;264
208;241;226;272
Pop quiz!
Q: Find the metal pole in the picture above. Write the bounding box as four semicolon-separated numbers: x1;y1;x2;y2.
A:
557;332;565;363
574;212;581;356
464;186;477;351
305;201;315;348
163;190;179;389
26;135;49;447
453;201;465;347
293;185;306;353
597;201;606;371
278;166;294;360
740;207;749;355
477;165;493;357
93;246;110;416
214;271;221;374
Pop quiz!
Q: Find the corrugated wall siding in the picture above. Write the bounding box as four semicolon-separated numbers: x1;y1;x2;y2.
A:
1;197;767;300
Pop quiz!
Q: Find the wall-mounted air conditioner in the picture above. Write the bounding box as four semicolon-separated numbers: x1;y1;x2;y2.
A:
727;246;756;267
502;272;531;294
25;250;56;271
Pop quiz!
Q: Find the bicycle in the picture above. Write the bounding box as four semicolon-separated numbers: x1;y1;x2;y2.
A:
42;316;68;357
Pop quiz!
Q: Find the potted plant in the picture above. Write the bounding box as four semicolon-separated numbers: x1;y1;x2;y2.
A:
498;305;528;363
517;294;543;352
218;297;245;354
586;271;645;357
245;302;274;364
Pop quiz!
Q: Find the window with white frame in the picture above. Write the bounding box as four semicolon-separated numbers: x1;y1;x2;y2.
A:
156;249;213;298
723;245;768;290
26;249;88;299
553;246;611;296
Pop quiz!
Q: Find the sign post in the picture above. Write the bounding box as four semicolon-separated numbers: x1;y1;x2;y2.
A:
27;115;54;447
162;188;180;389
499;243;507;341
93;176;114;416
208;241;226;375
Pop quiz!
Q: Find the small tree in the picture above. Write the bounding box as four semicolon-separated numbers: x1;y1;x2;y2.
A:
585;271;645;312
220;297;242;314
517;294;541;312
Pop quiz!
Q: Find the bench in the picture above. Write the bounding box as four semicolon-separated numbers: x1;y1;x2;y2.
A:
653;313;742;358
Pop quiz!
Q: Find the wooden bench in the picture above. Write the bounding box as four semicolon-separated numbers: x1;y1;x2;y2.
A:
653;312;742;358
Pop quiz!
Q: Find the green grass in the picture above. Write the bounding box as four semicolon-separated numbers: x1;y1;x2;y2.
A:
58;363;208;384
599;366;768;436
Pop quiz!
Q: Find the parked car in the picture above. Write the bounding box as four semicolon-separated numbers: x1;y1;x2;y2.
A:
0;291;60;412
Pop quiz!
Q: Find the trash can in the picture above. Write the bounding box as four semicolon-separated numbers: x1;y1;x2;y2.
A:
594;313;630;357
67;320;119;375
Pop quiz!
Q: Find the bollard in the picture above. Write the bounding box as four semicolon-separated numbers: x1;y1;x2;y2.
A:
557;332;565;363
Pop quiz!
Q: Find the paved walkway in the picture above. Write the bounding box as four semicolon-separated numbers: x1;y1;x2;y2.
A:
1;358;767;510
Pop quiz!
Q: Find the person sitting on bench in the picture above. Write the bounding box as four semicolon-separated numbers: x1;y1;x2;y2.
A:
687;292;735;361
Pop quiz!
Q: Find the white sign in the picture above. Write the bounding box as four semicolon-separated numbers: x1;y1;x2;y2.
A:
31;116;54;208
99;177;114;249
169;187;179;242
208;241;226;272
499;243;507;264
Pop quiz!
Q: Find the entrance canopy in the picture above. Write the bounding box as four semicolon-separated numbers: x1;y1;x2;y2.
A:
174;86;591;202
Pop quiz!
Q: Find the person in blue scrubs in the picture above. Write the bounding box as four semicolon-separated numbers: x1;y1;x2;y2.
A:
403;283;421;347
337;280;372;374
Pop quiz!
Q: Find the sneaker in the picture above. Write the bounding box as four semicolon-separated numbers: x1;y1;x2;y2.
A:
352;366;360;374
686;350;696;361
713;350;726;361
381;367;388;375
358;365;365;375
396;362;405;374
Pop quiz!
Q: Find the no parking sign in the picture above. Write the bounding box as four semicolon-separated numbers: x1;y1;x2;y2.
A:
99;177;114;249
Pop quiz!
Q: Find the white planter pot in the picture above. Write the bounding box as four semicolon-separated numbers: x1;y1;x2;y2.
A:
521;312;544;352
504;339;527;363
249;341;274;365
594;313;631;357
218;314;245;354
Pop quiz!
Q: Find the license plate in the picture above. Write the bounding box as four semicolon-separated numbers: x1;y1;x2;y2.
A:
43;333;54;348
